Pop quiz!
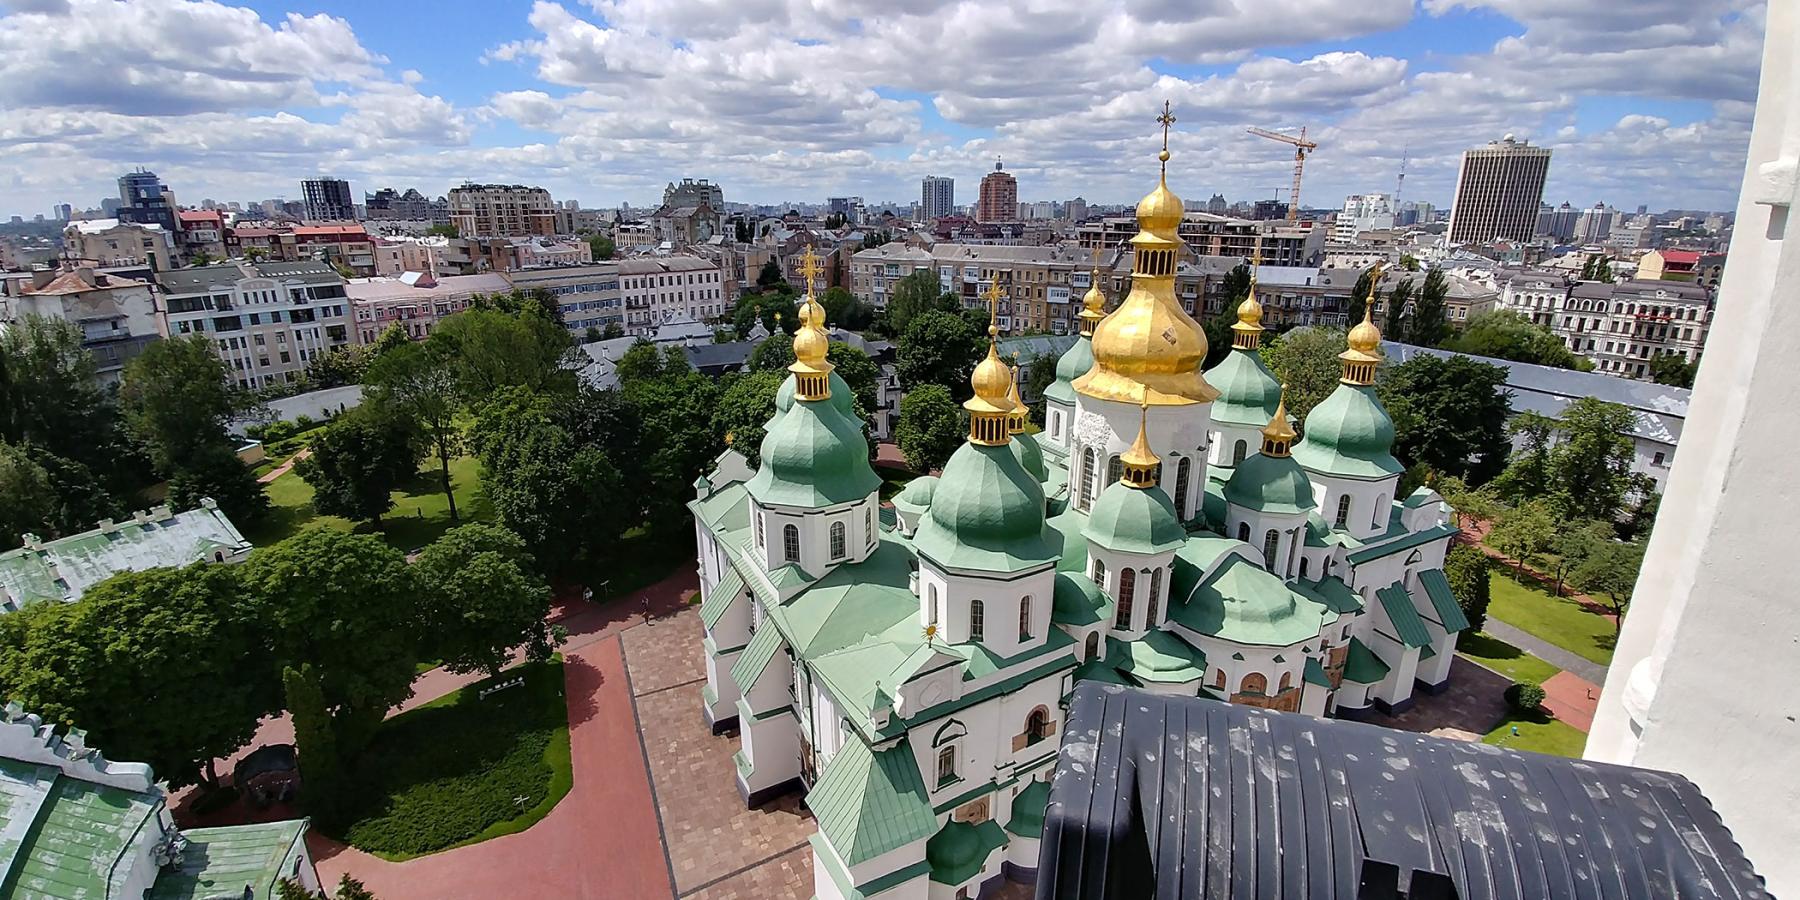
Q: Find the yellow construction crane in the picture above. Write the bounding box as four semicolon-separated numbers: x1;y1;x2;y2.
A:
1246;126;1318;224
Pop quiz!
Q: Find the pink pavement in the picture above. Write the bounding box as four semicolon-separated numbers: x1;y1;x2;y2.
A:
1540;669;1601;733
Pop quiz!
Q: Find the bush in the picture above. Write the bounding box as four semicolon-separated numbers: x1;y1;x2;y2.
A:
1504;681;1546;714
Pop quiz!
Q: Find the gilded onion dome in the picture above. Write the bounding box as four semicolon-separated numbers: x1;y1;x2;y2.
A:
1203;269;1281;429
1292;298;1403;479
1074;102;1217;406
965;284;1015;446
788;248;835;401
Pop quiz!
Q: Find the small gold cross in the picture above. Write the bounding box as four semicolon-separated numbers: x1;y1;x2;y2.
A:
798;246;823;293
1156;101;1176;153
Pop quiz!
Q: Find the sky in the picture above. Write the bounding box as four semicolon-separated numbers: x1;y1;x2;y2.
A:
0;0;1767;219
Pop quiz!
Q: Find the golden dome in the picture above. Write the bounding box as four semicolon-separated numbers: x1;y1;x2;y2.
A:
1134;171;1184;242
1236;292;1264;328
1261;386;1296;454
970;340;1012;405
1005;363;1028;433
1119;401;1160;488
1347;305;1381;353
1078;269;1107;334
787;283;834;399
1337;305;1383;386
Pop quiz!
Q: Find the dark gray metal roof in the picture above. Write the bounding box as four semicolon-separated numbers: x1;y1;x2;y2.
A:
1037;684;1768;900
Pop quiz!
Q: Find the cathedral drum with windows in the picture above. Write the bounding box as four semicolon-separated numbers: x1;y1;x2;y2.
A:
688;113;1465;900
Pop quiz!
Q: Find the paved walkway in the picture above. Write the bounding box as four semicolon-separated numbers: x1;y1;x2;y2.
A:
1482;618;1609;685
1540;670;1600;732
257;447;311;483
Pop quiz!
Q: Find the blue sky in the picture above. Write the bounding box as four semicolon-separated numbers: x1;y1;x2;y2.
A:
0;0;1767;217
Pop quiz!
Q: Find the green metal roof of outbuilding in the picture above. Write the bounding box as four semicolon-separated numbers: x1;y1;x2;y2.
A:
1418;568;1470;633
149;820;310;900
806;737;938;866
1342;637;1390;684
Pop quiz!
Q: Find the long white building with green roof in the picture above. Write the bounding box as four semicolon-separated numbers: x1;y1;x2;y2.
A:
690;140;1464;900
0;501;250;613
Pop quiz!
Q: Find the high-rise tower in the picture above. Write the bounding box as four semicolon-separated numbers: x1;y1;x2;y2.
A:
975;159;1017;223
1446;135;1551;244
920;175;955;221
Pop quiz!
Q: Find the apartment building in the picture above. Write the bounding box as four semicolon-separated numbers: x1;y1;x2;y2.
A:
1497;269;1570;327
1075;213;1323;266
928;243;1083;333
373;237;445;276
301;177;355;221
447;184;560;238
846;243;936;308
2;266;161;384
1243;265;1361;327
63;219;175;272
1562;279;1711;378
175;210;227;262
346;272;507;343
616;256;726;335
1446;136;1551;245
156;261;353;390
503;264;623;335
975;160;1017;223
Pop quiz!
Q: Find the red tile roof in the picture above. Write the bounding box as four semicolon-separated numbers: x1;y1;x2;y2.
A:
1660;249;1701;265
22;270;144;295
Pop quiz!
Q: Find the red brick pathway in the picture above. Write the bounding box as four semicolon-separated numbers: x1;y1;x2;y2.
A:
1540;670;1600;732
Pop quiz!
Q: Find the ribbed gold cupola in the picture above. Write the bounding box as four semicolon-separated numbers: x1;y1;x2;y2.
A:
787;247;834;400
965;282;1014;446
1119;401;1161;488
1259;386;1296;457
1339;263;1385;386
1078;255;1106;337
1005;354;1028;436
1074;101;1218;406
1232;244;1266;351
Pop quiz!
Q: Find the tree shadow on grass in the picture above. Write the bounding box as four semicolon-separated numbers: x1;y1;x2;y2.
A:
1458;632;1524;661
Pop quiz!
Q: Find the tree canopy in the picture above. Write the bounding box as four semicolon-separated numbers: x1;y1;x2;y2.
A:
1407;268;1450;347
896;384;964;472
365;341;463;525
1442;310;1593;371
710;371;785;467
466;388;628;571
883;270;954;335
296;404;423;525
896;309;987;398
1377;353;1512;484
1648;352;1698;388
412;524;560;676
1259;326;1346;429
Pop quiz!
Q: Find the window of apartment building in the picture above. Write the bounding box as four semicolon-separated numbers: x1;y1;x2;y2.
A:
279;351;291;364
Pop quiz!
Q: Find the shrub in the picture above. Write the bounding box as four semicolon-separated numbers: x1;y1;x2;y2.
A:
1504;681;1546;714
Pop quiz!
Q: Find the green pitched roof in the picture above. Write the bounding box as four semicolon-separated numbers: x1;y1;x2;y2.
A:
1343;637;1390;684
1291;576;1363;616
0;505;250;610
770;537;917;657
1344;523;1459;565
1083;482;1185;555
1417;569;1470;632
890;475;939;517
1045;506;1092;574
926;818;1007;885
1375;582;1432;648
1291;383;1403;479
1304;656;1331;687
1006;779;1051;838
1009;432;1047;483
745;397;880;508
1222;450;1316;516
700;568;746;630
1166;532;1248;604
913;443;1057;574
1107;632;1207;684
1205;348;1283;427
1073;660;1131;686
0;773;161;899
149;820;309;900
806;737;938;866
1170;555;1328;647
1050;572;1111;627
730;624;785;691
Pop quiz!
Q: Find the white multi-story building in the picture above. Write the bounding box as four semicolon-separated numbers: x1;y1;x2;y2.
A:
1446;136;1551;245
156;261;353;390
2;266;162;384
616;256;727;335
346;272;507;343
504;264;623;335
1332;193;1395;242
920;176;955;221
62;218;175;272
1562;279;1711;377
1497;269;1570;327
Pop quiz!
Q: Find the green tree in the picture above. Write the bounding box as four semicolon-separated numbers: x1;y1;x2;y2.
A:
1;316;140;496
1399;253;1421;272
26;448;117;538
1021;352;1058;426
711;371;785;467
282;663;339;820
1444;310;1593;370
295;405;423;526
1384;277;1413;338
1490;411;1557;502
1549;519;1615;598
1434;475;1504;531
620;352;722;532
304;346;371;389
428;307;574;398
280;873;378;900
821;286;876;331
585;325;603;343
426;223;458;238
365;342;462;525
1545;397;1637;520
896;385;964;472
0;441;56;547
1259;326;1347;428
1377;353;1512;484
413;524;560;676
0;564;275;789
1444;544;1492;633
586;234;615;260
1409;269;1449;346
731;287;798;339
1648;352;1698;388
167;443;270;526
1488;498;1555;577
1347;265;1380;324
371;323;411;356
756;259;785;289
466;390;627;570
602;321;625;339
896;309;985;397
119;334;239;467
243;527;421;763
884;270;953;335
1220;264;1252;309
1570;539;1644;636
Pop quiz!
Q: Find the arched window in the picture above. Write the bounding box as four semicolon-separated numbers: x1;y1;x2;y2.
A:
1240;673;1268;695
928;585;939;628
1092;557;1106;587
1263;529;1280;569
1145;568;1161;627
1237;522;1250;542
1085;631;1100;660
1371;495;1388;528
865;507;873;543
782;524;800;562
1279;672;1293;692
1116;569;1136;629
1299;557;1310;579
1079;448;1098;511
829;522;846;560
1174;457;1192;517
1049;411;1060;439
970;599;985;642
937;745;958;786
1018;596;1032;641
1107;455;1123;487
1334;494;1352;529
1232;440;1248;465
1212;669;1226;689
1025;707;1052;745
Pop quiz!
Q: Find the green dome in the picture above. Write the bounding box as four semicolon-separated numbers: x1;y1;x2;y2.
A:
1009;431;1046;482
775;371;858;418
1170;555;1327;646
913;443;1057;573
745;397;880;507
1204;348;1281;427
1291;384;1403;478
890;475;938;517
1223;451;1316;515
1083;481;1185;555
1042;336;1092;404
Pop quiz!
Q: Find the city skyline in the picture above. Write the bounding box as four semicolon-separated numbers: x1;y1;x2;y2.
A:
0;0;1764;219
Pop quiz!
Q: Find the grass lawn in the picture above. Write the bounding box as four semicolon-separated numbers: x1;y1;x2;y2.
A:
330;658;572;860
246;455;493;549
876;464;918;502
1456;631;1562;685
1487;571;1617;667
1483;711;1588;758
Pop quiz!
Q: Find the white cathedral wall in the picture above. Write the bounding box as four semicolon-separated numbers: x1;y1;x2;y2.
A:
1044;398;1075;449
834;836;933;900
1208;422;1262;468
1069;395;1212;516
1223;503;1309;577
917;562;1058;657
1180;633;1309;699
752;492;881;577
1305;474;1400;542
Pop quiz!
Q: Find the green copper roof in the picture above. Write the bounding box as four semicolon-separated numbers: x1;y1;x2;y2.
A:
1304;656;1331;687
1222;450;1316;516
806;736;938;866
1083;482;1185;556
149;820;309;900
1291;576;1363;616
927;818;1007;885
1043;336;1093;404
1166;533;1251;605
1107;632;1208;684
1205;348;1282;427
1051;572;1111;627
700;568;745;630
730;624;785;691
1045;506;1092;574
746;396;880;508
0;771;161;899
1418;569;1470;632
1344;523;1459;565
890;475;939;517
1343;637;1390;684
1073;660;1131;686
913;443;1057;574
772;537;917;657
1006;779;1051;838
1376;582;1432;648
1171;555;1329;648
1291;383;1403;478
0;505;250;610
1009;431;1047;483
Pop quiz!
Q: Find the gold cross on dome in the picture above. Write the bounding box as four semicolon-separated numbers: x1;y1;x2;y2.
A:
1156;101;1176;153
982;280;1004;335
798;246;823;293
1249;236;1264;269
